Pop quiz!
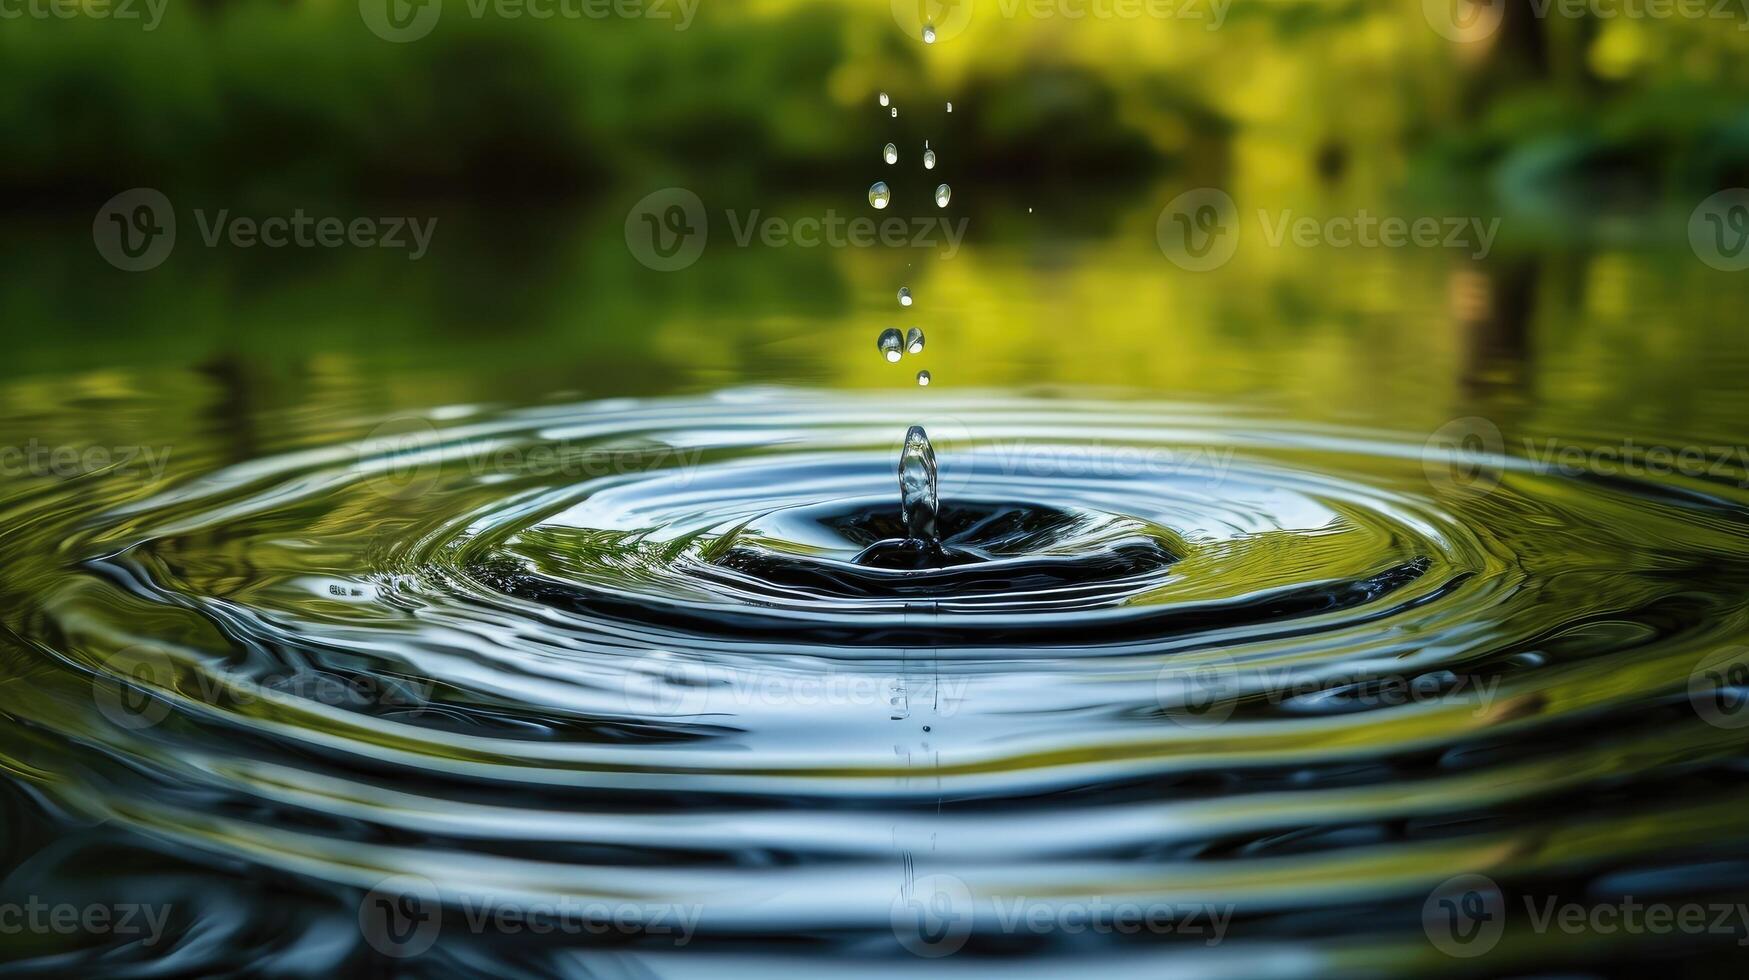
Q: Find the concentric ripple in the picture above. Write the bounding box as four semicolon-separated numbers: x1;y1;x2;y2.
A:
6;388;1749;974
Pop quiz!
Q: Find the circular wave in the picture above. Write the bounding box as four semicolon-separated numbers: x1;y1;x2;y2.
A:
6;388;1749;973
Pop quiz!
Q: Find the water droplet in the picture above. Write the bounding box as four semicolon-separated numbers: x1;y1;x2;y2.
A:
905;327;925;355
869;182;891;210
897;286;913;307
923;148;936;171
946;102;953;112
883;143;898;165
879;92;890;107
934;183;951;208
923;24;937;43
899;425;939;545
877;328;903;362
890;107;898;118
916;370;931;386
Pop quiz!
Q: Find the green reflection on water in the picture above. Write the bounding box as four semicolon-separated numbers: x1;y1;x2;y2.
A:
3;198;1749;973
1;196;1746;441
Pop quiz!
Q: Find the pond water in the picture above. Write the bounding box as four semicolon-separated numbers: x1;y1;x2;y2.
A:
3;198;1749;975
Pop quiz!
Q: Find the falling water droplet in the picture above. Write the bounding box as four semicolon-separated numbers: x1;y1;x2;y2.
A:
934;183;951;208
899;425;939;545
877;328;904;362
897;286;913;307
869;182;891;210
883;143;898;165
890;107;898;118
905;327;925;355
923;24;937;43
916;370;931;386
923;148;936;170
946;101;953;112
879;92;890;107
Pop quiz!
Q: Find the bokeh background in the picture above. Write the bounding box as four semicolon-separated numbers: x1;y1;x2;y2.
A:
1;0;1747;412
7;0;1749;198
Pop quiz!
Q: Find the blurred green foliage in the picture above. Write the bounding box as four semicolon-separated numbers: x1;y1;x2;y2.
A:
1;0;1747;206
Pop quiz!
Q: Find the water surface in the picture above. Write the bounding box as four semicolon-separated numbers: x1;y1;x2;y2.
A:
3;203;1749;975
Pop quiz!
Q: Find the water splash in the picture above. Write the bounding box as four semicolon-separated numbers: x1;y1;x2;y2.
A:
898;424;939;544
